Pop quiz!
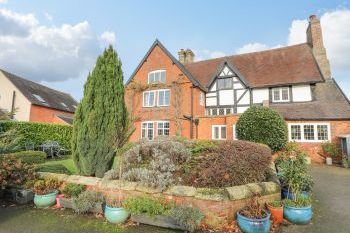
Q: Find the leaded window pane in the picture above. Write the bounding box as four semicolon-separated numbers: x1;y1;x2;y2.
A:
282;88;289;100
304;125;315;140
221;126;227;139
219;108;225;115
291;125;301;140
317;125;328;140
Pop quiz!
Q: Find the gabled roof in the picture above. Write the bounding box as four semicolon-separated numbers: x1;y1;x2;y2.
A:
270;79;350;120
207;59;250;88
1;69;78;113
184;43;324;88
126;39;206;91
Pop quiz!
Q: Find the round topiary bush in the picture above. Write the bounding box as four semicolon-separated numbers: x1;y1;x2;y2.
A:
236;106;288;153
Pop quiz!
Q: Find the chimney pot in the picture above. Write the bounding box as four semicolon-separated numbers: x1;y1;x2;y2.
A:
309;15;317;21
178;49;186;64
178;48;195;64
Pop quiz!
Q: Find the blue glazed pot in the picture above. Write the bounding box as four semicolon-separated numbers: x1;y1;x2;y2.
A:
284;205;312;224
34;191;58;208
105;206;129;224
282;188;308;200
237;209;271;233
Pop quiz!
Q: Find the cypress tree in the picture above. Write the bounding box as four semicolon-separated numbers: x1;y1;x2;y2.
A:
72;45;128;177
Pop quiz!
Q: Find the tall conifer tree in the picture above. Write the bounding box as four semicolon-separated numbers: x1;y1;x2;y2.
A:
72;45;128;177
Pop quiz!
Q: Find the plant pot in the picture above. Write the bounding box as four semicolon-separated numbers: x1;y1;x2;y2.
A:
56;194;65;208
237;209;271;233
131;214;187;231
326;157;332;165
34;191;58;208
282;187;308;200
15;189;34;205
266;203;283;224
104;206;129;224
284;205;312;224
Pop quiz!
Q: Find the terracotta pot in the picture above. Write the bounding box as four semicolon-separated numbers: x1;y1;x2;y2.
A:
266;203;283;224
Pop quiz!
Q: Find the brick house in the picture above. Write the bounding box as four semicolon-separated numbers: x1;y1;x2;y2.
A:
125;15;350;162
0;69;77;125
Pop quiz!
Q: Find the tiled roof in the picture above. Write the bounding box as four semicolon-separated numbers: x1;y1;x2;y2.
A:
270;79;350;120
55;114;74;125
1;69;78;113
184;43;324;88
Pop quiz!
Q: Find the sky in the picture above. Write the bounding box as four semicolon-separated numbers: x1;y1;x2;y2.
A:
0;0;349;100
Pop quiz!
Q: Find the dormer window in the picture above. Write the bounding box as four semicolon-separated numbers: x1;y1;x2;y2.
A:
272;87;290;102
217;78;232;90
148;70;166;84
32;94;46;103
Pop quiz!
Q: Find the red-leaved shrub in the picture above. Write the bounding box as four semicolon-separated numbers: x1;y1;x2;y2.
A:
183;140;272;188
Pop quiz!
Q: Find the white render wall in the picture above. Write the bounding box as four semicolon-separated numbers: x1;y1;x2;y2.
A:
219;90;234;105
252;88;269;103
292;85;312;102
0;72;31;121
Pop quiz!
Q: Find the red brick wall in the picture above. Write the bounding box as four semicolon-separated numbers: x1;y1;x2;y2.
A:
125;44;205;141
29;104;73;125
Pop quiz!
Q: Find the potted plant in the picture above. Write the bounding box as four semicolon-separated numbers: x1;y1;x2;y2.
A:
59;183;86;209
105;199;130;224
72;190;105;214
322;142;339;165
266;200;283;224
284;195;312;224
33;178;61;208
237;195;270;233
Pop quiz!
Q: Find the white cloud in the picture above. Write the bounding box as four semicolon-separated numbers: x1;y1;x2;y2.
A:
100;31;116;47
235;42;270;54
287;19;308;45
44;12;53;21
0;0;8;4
194;49;226;61
0;8;117;85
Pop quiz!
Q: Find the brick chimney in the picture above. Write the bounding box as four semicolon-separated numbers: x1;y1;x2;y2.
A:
178;49;195;64
306;15;331;79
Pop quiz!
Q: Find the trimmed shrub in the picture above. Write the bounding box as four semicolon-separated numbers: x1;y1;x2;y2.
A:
62;183;86;198
236;106;288;153
184;140;272;188
5;151;46;165
0;121;72;150
72;190;105;214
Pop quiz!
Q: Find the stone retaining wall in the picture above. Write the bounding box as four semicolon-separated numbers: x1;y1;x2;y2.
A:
40;165;280;227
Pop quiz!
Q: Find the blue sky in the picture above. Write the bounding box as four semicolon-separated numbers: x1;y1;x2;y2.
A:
0;0;349;99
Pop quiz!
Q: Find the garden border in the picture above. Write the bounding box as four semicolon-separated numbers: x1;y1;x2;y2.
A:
39;163;280;227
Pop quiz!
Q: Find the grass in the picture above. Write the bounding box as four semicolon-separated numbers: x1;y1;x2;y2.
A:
38;158;78;175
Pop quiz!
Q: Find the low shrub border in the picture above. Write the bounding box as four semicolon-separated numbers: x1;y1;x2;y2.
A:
39;164;280;227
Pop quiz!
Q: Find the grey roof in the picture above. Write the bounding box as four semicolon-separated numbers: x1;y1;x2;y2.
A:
55;114;74;125
1;69;78;113
270;79;350;120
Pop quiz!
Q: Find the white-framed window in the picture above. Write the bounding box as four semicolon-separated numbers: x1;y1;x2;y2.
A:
141;122;154;140
200;92;205;106
288;123;331;142
232;124;238;140
157;89;170;106
212;125;227;140
157;121;170;136
148;70;166;84
141;121;170;140
143;91;156;107
272;87;290;102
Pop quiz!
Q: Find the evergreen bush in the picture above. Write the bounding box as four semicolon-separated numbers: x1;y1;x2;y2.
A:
236;106;288;153
72;45;131;177
4;151;46;164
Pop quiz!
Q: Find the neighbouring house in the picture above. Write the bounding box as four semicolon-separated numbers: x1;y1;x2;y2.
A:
125;15;350;162
0;69;78;125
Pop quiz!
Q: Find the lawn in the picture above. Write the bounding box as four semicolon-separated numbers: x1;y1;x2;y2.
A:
38;158;78;175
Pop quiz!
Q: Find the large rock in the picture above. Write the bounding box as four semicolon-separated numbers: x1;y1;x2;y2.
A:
195;188;229;201
226;182;280;200
99;179;137;191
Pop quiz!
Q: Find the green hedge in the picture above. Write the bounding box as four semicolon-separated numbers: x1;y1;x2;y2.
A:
4;150;47;164
0;121;72;150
